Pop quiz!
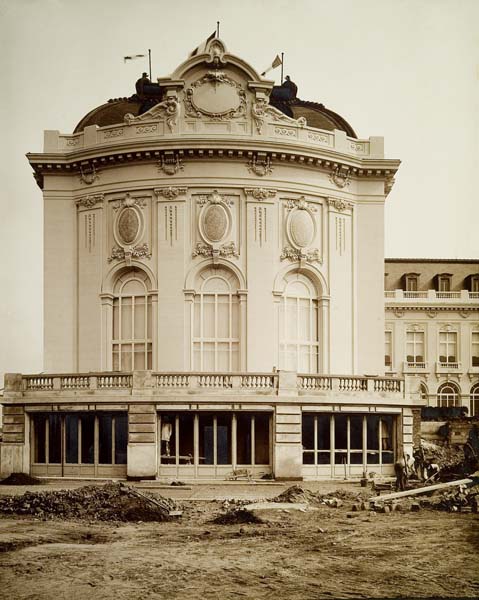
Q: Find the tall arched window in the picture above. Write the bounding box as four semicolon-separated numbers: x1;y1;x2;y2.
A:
437;382;460;408
279;273;319;373
112;270;152;370
471;384;479;417
193;268;240;372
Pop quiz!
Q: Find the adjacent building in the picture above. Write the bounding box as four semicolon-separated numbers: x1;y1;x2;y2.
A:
385;259;479;416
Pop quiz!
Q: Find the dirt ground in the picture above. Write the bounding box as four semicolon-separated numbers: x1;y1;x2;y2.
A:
0;482;478;599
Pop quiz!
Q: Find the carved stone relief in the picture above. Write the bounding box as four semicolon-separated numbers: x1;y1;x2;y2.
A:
247;155;273;177
329;166;351;189
155;186;188;200
158;154;184;176
125;96;180;132
244;188;276;201
328;197;353;212
76;194;104;209
79;164;100;185
194;190;238;261
251;97;306;135
118;208;140;245
184;71;246;120
281;196;321;263
108;244;151;265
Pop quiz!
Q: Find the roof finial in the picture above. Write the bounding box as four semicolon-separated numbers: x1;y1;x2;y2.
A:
216;21;220;37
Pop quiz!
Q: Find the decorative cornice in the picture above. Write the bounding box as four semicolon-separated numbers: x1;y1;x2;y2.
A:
76;193;104;208
385;305;478;313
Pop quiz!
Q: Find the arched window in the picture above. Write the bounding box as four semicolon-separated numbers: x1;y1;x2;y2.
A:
471;384;479;417
437;382;460;408
112;270;152;370
279;273;319;373
192;268;240;372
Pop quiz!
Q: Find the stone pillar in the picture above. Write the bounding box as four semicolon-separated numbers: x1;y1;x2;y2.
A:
127;371;157;479
273;371;302;480
0;404;29;478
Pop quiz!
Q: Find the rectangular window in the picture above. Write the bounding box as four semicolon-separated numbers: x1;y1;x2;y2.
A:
439;331;457;363
99;414;113;464
254;413;270;465
303;414;395;467
65;414;79;464
438;275;451;292
32;414;47;463
237;413;252;464
81;413;95;464
471;276;479;293
48;414;62;464
472;332;479;367
405;275;418;291
406;331;425;363
385;331;392;367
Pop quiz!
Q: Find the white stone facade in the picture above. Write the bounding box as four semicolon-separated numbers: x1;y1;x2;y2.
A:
1;38;421;480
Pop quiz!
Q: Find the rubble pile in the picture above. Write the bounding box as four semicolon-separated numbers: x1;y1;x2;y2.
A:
213;508;264;525
0;482;178;521
273;485;364;507
420;440;469;479
434;484;479;513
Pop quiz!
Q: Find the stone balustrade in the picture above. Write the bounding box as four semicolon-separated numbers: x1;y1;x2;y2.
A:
6;371;406;398
385;290;478;302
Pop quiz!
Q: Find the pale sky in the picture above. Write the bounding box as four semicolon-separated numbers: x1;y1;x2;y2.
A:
0;0;478;383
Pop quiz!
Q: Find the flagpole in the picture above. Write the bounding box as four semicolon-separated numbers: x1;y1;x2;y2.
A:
148;49;152;80
216;21;220;37
281;52;284;84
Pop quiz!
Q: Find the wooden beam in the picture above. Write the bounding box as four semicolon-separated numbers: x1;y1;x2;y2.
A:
368;477;477;502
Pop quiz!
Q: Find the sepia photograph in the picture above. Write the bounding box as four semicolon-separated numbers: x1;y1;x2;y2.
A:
0;0;478;598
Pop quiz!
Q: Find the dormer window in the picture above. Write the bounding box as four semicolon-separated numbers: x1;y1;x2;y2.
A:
403;273;419;292
435;273;452;292
466;274;479;293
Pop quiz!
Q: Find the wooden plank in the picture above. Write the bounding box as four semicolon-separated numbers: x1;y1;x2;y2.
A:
369;477;476;502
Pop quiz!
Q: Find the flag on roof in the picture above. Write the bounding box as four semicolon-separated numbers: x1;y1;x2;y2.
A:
124;54;146;63
189;31;217;57
261;55;282;76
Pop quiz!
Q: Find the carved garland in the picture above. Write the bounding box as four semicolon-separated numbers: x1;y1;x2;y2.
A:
76;194;104;208
108;243;152;264
244;188;276;201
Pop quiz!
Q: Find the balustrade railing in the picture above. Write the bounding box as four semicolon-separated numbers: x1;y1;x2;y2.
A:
15;371;405;396
98;375;132;389
24;376;54;391
339;377;368;392
298;376;332;391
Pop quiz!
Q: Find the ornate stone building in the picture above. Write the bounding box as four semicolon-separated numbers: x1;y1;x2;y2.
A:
384;259;479;416
2;38;419;480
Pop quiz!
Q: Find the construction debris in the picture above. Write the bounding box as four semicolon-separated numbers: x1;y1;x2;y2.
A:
0;482;179;521
368;476;476;503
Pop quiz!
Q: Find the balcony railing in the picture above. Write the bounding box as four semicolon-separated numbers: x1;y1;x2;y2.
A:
9;371;405;396
435;361;463;374
384;290;478;303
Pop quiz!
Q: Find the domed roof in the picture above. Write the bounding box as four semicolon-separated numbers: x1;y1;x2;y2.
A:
74;98;144;133
74;75;356;139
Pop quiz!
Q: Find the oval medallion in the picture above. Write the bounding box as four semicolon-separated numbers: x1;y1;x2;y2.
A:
118;207;140;244
192;82;240;116
203;204;228;243
290;209;315;248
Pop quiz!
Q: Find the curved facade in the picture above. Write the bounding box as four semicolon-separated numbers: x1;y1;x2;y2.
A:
2;38;419;481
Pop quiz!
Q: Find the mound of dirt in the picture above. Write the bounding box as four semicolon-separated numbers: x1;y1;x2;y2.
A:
0;482;179;522
213;508;264;525
0;473;43;486
273;485;364;506
273;485;317;504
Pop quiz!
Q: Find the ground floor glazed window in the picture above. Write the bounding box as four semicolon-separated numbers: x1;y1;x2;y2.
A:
31;412;127;466
159;412;270;467
302;413;395;466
